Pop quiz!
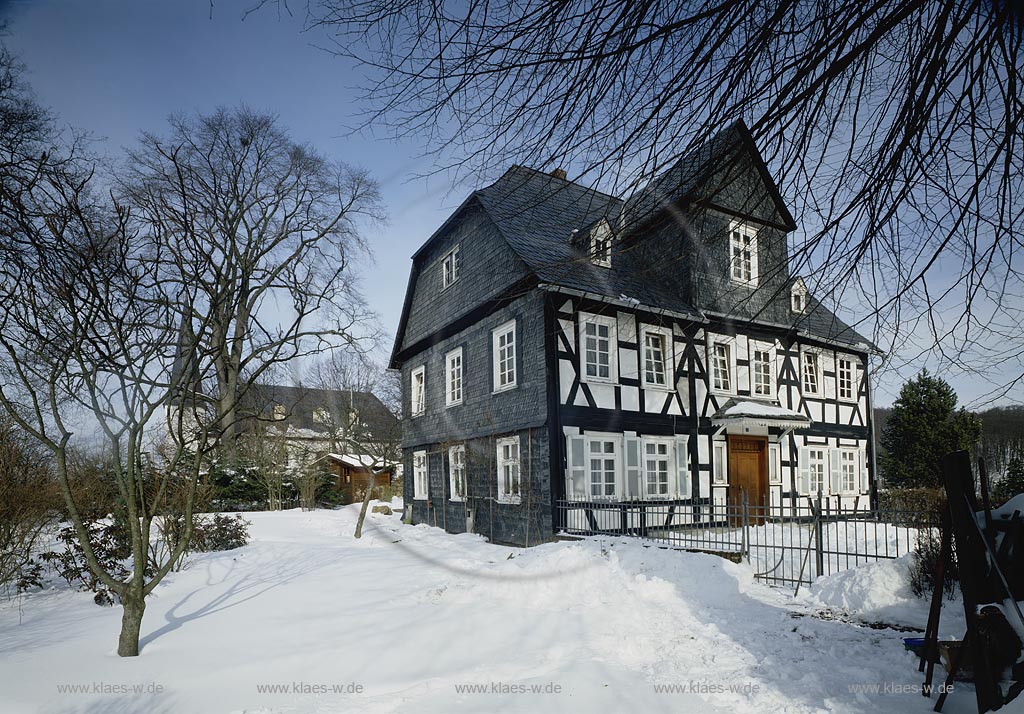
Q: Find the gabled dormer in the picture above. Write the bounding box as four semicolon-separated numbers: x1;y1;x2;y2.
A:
570;216;616;268
589;218;613;268
790;277;808;314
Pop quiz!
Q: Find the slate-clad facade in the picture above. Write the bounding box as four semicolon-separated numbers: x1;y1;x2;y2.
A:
391;121;878;547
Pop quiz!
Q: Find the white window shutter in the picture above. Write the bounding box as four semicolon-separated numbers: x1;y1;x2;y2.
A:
625;436;641;499
750;233;759;282
798;448;811;494
675;436;689;497
829;448;841;494
859;448;869;493
567;434;586;499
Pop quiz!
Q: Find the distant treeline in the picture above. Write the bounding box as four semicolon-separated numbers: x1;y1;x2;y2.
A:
874;405;1024;480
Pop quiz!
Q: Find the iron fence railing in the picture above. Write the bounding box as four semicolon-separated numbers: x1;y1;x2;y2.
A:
555;494;941;591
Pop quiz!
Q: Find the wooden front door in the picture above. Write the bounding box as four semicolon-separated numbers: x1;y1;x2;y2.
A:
728;435;768;510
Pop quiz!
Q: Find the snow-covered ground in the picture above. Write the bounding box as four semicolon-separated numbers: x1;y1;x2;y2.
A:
0;502;977;714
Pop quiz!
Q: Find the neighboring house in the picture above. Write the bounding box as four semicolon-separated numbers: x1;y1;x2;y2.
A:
319;453;397;503
240;385;400;472
390;121;878;547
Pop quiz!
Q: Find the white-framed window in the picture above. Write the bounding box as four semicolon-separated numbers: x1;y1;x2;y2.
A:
641;326;673;389
729;221;758;285
713;442;728;484
441;245;461;289
802;351;820;395
410;365;426;416
752;346;773;397
840;449;858;493
313;407;330;425
806;448;826;494
445;347;463;407
768;443;781;484
272;404;286;420
590;219;612;267
643;441;671;498
448;445;466;501
492;320;516;392
496;436;521;503
580;314;617;383
837;358;855;401
588;437;618;498
710;341;733;392
413;450;428;499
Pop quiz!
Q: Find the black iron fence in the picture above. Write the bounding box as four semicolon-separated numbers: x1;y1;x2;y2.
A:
555;495;940;590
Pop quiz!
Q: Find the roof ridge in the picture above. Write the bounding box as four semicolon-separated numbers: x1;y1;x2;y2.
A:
493;164;623;202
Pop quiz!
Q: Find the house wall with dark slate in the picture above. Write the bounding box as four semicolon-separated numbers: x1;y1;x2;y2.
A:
404;428;552;546
685;206;791;323
400;202;531;352
401;289;554;546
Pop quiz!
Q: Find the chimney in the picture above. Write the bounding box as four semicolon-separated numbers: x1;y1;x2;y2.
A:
550;168;567;180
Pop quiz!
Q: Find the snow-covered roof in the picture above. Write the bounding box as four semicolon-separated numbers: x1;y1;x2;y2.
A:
325;453;380;469
711;399;811;428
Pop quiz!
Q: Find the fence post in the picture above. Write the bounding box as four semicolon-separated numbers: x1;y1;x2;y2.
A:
742;490;750;562
814;490;825;578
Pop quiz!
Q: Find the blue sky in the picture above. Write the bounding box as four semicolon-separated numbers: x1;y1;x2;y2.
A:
1;0;1014;408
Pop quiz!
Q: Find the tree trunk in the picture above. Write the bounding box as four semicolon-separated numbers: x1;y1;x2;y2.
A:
117;593;146;657
354;472;377;539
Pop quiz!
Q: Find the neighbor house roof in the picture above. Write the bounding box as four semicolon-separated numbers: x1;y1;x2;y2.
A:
242;385;398;438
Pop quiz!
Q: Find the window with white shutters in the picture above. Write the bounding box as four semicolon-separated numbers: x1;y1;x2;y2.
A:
588;439;617;498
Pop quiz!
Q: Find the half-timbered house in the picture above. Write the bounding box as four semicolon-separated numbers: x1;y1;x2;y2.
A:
390;122;878;546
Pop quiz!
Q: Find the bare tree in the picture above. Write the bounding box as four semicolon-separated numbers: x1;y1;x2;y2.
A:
118;107;385;458
0;113;214;656
301;1;1024;399
0;57;382;656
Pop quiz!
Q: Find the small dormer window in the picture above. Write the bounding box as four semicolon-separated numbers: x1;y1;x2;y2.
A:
791;279;808;314
729;221;758;285
273;404;286;421
590;220;612;268
442;245;461;289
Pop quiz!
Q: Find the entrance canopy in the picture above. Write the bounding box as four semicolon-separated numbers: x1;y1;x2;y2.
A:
711;398;811;430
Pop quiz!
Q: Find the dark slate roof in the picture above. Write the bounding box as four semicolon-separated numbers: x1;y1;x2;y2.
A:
792;286;878;352
242;384;398;437
395;123;873;353
624;121;796;232
473;165;702;319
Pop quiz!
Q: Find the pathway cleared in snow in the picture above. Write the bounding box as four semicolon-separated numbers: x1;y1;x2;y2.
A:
0;504;976;714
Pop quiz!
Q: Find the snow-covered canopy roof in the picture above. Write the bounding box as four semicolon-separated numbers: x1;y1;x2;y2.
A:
711;399;811;429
